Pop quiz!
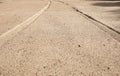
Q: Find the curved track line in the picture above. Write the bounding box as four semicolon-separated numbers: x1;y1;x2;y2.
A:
0;0;51;47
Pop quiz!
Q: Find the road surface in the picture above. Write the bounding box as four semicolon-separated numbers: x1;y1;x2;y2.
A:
0;0;120;76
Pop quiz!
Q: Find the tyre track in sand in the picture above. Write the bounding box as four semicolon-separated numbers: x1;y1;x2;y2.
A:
57;0;120;42
0;0;52;47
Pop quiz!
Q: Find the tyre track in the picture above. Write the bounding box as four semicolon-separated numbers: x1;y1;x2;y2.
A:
0;0;52;47
57;0;120;42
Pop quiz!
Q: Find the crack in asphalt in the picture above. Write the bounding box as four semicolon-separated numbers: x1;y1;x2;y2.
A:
57;0;120;40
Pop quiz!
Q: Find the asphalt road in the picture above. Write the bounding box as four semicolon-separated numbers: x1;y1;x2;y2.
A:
0;0;120;76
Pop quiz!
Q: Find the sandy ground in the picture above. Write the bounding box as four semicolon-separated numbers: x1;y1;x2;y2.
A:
0;0;48;35
60;0;120;32
0;0;120;76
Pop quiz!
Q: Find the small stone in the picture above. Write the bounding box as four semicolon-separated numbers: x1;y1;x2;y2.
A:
78;45;81;47
43;66;46;69
107;67;110;70
103;44;106;46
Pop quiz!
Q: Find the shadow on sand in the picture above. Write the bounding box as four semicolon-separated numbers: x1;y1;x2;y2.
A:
93;2;120;18
0;2;2;3
93;2;120;7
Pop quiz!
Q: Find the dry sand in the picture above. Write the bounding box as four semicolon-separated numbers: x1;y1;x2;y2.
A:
61;0;120;32
0;0;48;35
0;0;120;76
